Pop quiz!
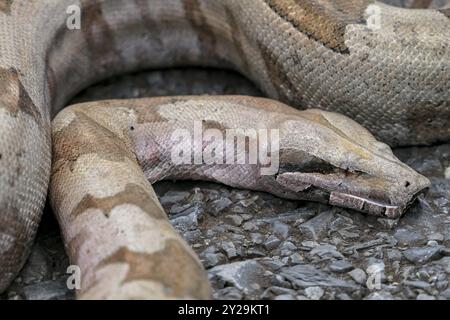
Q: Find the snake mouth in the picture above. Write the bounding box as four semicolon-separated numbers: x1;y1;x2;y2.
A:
328;187;428;219
276;171;430;219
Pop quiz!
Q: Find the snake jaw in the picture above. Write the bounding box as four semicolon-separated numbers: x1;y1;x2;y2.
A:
276;170;430;218
328;191;416;219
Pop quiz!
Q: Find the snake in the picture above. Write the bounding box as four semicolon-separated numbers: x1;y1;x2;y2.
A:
0;0;449;299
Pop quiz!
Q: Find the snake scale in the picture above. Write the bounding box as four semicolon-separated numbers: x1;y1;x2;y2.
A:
0;0;449;299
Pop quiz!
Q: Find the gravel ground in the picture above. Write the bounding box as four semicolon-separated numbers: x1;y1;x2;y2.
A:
2;68;449;300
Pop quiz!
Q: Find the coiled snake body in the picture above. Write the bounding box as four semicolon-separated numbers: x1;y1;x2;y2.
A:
0;0;449;298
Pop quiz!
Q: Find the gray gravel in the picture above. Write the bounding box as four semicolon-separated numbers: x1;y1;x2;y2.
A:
2;68;449;300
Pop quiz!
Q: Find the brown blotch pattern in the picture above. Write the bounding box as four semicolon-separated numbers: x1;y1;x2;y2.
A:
52;111;134;174
134;0;163;46
411;0;433;8
440;8;450;19
279;148;336;175
299;111;356;142
80;0;121;66
44;24;64;110
257;39;302;105
223;7;251;72
0;0;13;14
202;119;228;134
405;100;450;146
136;109;168;124
0;68;42;123
183;0;218;60
100;240;211;299
264;0;372;54
71;183;165;219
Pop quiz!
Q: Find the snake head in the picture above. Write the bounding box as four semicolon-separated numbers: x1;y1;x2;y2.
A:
273;109;430;219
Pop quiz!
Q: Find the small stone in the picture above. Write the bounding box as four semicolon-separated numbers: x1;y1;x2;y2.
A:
403;246;443;264
304;286;324;300
250;233;265;245
445;167;450;179
221;242;237;259
298;211;334;240
245;249;266;257
427;240;439;247
416;294;436;300
272;221;290;239
232;190;250;200
301;241;319;249
437;273;447;281
386;249;402;261
203;189;220;201
403;286;417;299
239;196;259;208
231;205;246;214
171;210;198;230
226;215;243;226
338;229;360;240
210;198;233;214
403;280;432;291
264;286;296;297
309;244;344;259
159;191;190;206
441;288;450;299
8;293;22;300
436;280;448;291
264;235;282;250
281;250;292;257
274;294;295;300
439;257;450;273
169;203;192;215
377;218;399;229
290;253;303;265
223;224;242;233
281;256;290;264
190;189;204;202
203;253;225;268
241;214;253;221
261;259;286;271
281;241;297;251
417;270;430;281
365;291;395;300
366;261;386;285
184;229;203;243
209;260;267;294
21;244;51;285
280;264;358;290
329;260;354;273
242;221;258;231
214;287;243;300
21;279;73;300
348;268;367;285
428;233;444;242
336;293;352;300
394;228;426;246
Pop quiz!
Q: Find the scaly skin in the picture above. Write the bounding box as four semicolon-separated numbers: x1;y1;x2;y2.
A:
50;97;430;299
0;0;448;295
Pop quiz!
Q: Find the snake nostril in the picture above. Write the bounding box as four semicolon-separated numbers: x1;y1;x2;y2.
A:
405;181;411;188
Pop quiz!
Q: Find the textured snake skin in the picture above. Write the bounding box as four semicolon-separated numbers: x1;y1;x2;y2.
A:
0;0;449;297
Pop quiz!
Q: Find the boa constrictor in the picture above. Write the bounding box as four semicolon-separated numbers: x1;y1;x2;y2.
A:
0;0;449;299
